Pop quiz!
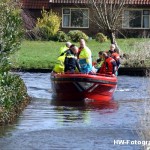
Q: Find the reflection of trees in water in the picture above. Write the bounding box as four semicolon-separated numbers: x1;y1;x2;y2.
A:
51;100;88;123
55;107;88;123
51;99;118;123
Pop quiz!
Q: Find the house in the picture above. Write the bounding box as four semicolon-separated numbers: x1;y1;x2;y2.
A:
21;0;150;37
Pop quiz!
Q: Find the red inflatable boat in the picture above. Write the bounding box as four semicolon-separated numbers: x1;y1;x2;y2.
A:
51;72;117;101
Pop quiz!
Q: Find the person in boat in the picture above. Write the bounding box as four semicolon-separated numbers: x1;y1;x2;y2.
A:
106;44;121;75
107;44;121;68
53;55;65;73
53;43;71;73
99;52;117;76
59;41;72;55
64;44;81;73
92;51;104;73
108;44;121;66
78;39;92;73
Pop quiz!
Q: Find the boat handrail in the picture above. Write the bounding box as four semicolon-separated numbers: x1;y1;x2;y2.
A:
53;72;116;78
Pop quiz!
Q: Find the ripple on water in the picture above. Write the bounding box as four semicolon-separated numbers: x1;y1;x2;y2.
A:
0;73;148;150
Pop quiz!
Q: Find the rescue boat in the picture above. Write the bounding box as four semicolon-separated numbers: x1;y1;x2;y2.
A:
51;72;117;101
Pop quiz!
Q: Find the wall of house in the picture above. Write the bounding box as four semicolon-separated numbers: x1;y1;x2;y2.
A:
22;3;150;38
119;29;150;38
49;5;99;37
22;8;99;37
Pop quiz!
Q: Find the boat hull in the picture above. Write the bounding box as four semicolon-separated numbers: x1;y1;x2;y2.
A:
51;73;117;101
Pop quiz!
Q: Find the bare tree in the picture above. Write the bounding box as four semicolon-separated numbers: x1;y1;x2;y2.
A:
88;0;127;53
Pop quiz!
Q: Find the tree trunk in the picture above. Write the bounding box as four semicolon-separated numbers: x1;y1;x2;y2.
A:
109;30;120;54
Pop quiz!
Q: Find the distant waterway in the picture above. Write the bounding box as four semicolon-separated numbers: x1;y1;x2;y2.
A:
0;72;149;150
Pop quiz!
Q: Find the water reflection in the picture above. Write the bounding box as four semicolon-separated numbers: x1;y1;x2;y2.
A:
51;98;118;111
51;99;119;123
0;73;148;150
0;98;119;136
0;125;15;137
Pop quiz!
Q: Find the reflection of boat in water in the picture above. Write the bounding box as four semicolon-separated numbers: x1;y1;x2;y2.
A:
51;99;118;123
51;72;117;101
51;98;118;112
85;99;119;113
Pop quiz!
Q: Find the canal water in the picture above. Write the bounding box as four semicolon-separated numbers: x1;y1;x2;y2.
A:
0;72;150;150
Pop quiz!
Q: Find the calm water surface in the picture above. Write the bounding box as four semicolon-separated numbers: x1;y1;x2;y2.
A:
0;72;149;150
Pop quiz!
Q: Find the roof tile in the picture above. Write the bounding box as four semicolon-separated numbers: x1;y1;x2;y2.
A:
21;0;49;9
22;0;150;9
49;0;150;4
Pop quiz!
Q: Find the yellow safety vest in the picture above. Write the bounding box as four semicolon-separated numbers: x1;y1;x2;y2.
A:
79;46;92;64
59;46;68;55
53;55;66;73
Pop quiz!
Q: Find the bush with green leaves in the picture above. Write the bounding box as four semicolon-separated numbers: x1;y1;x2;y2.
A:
0;0;29;124
55;31;69;42
0;0;23;74
121;41;150;68
0;73;29;124
36;9;61;40
95;32;108;43
68;30;89;42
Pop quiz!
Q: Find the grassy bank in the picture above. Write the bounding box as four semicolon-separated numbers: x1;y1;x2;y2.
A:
10;38;150;70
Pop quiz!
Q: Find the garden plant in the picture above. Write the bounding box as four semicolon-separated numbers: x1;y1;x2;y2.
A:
0;0;29;124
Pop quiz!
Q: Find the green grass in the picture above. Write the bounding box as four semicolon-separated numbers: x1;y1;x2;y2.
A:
10;38;150;70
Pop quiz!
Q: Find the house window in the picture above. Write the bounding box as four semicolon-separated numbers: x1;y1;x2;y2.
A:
123;10;150;29
143;10;149;28
62;8;89;28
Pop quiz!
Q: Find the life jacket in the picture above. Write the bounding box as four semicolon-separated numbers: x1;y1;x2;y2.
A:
59;45;68;54
111;52;119;60
99;57;115;75
64;51;81;73
111;52;120;67
53;55;65;73
65;53;77;70
106;49;120;68
95;58;104;69
53;50;68;73
78;46;92;73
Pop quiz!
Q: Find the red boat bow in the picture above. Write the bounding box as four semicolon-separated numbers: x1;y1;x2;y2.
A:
51;72;117;101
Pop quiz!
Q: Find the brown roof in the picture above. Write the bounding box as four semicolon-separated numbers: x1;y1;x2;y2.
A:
22;0;150;9
50;0;150;4
21;0;49;9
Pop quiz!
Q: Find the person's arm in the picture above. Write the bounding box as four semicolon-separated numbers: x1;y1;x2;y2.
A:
60;49;69;56
75;59;81;72
64;56;69;72
111;61;117;74
116;59;121;68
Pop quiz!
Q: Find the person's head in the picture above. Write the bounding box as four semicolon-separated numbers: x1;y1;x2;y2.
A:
66;42;72;48
70;45;79;54
80;39;86;48
102;52;109;59
98;51;103;58
110;44;116;51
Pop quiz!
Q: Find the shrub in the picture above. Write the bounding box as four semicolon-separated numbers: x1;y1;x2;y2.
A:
0;0;23;74
68;30;88;42
0;73;29;124
121;41;150;67
0;0;29;125
0;74;27;109
0;1;23;54
36;9;61;40
55;31;69;42
95;33;108;43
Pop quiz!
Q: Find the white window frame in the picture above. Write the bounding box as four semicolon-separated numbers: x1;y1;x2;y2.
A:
62;8;89;28
122;9;150;29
